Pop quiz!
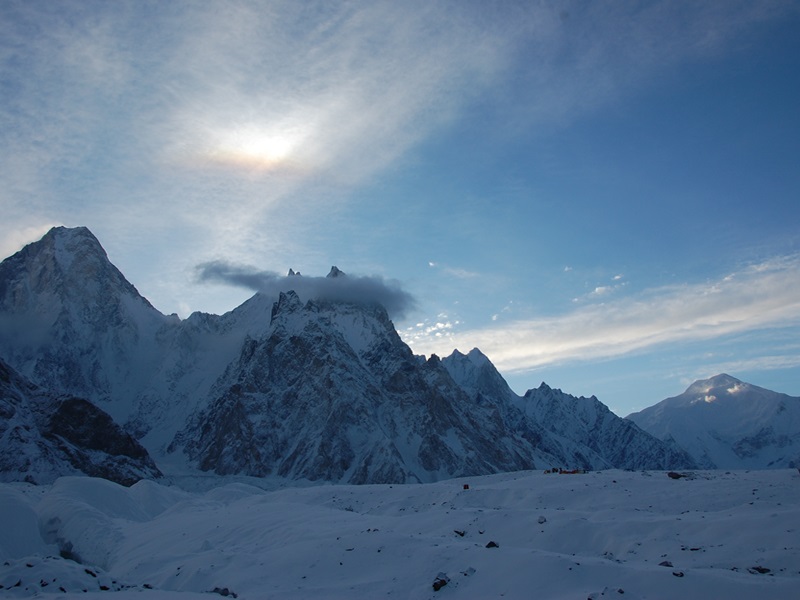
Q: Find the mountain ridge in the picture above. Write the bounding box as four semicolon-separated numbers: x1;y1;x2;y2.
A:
2;226;697;484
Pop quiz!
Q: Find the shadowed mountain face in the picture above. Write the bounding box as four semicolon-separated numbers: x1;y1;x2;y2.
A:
628;374;800;469
2;226;695;485
0;358;161;486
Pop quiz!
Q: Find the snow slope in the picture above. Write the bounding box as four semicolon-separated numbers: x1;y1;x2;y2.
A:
628;374;800;469
1;470;798;599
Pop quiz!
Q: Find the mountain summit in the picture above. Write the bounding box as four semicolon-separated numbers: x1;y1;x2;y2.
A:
0;226;169;413
1;227;695;484
628;374;800;468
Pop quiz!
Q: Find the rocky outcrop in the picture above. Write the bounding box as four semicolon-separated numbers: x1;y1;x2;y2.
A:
173;293;547;484
0;358;161;485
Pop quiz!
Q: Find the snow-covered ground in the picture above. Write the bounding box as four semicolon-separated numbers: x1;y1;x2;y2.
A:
1;469;798;599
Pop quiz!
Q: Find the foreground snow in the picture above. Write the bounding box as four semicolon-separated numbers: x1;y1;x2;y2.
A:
1;470;798;599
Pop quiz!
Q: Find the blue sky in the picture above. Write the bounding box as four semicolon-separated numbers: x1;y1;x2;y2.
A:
2;1;799;415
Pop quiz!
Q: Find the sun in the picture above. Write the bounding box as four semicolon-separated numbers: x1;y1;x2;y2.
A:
229;128;295;162
210;123;307;170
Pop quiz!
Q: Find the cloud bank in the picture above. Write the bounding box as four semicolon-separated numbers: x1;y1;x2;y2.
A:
407;255;800;372
196;261;415;320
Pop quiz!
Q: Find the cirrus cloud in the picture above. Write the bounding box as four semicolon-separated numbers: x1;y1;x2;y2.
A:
406;254;800;373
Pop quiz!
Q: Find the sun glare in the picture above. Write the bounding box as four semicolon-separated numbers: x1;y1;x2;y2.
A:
232;129;294;162
210;124;307;170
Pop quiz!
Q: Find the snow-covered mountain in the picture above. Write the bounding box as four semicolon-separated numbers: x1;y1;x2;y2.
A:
627;374;800;469
172;292;554;483
0;357;161;485
440;349;695;471
1;226;694;485
0;226;274;453
0;226;168;404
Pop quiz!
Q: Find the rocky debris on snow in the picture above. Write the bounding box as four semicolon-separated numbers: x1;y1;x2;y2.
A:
432;572;450;591
588;588;625;598
748;566;771;574
485;541;499;548
0;556;137;596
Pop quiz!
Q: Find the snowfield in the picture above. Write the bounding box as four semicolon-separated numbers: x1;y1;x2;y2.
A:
1;470;799;599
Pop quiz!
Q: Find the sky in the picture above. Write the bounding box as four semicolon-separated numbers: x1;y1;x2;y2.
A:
1;0;799;416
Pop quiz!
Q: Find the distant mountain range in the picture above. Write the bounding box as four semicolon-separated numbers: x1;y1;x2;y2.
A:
1;227;794;485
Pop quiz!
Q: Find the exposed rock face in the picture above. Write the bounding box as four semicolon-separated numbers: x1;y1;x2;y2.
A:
628;374;800;469
174;293;548;484
0;358;161;486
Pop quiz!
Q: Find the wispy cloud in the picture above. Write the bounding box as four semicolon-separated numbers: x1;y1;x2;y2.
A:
196;261;415;319
406;255;800;372
0;1;795;313
0;223;61;259
4;2;788;231
428;261;480;279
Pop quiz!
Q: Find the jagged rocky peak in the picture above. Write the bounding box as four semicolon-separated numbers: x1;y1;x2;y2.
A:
30;225;103;262
270;290;304;323
524;381;598;401
0;225;154;312
287;268;301;276
447;347;490;365
466;347;491;364
327;265;345;278
441;347;517;405
38;226;109;277
525;381;553;398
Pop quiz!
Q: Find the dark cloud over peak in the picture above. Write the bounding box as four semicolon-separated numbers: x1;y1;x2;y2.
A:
195;261;415;319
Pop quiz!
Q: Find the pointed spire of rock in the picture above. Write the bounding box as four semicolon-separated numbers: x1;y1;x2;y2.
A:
270;290;303;324
327;266;345;278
